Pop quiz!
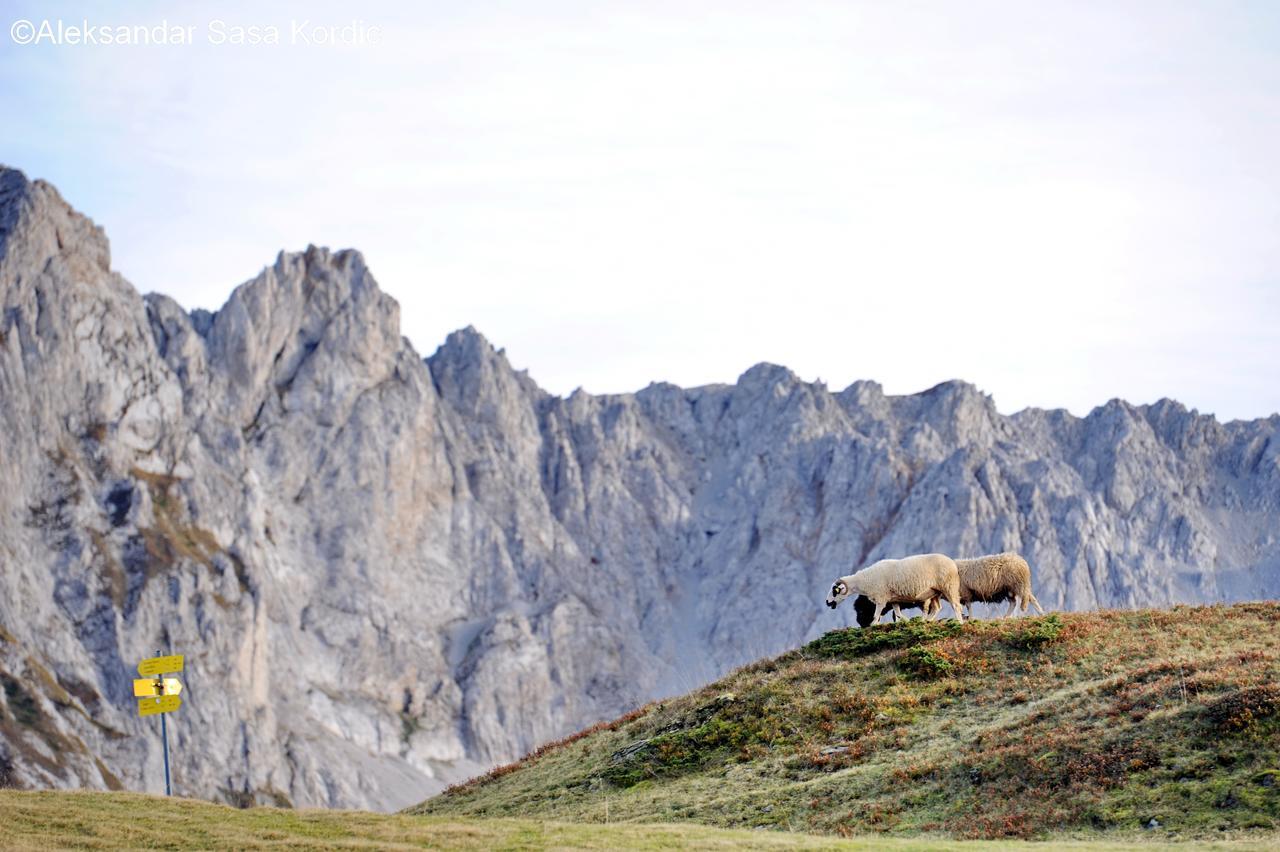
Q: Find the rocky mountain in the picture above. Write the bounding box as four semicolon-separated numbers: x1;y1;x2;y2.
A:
0;166;1277;811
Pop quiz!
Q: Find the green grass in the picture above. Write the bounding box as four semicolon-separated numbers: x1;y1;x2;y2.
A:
416;604;1280;842
0;790;1275;850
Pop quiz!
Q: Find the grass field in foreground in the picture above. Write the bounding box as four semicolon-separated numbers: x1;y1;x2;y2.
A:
0;790;1278;850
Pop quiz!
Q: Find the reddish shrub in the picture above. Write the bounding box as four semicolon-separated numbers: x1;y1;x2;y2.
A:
1206;685;1280;733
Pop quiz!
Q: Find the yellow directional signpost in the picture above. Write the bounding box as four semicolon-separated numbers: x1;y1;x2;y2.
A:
133;677;184;698
138;655;184;677
136;652;184;795
139;694;182;716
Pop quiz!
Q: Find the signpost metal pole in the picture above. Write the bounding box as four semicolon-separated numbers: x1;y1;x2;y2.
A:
161;705;172;796
157;649;171;797
135;651;184;797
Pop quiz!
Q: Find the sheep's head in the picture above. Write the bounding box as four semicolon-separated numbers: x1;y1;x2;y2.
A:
825;579;850;609
853;594;879;628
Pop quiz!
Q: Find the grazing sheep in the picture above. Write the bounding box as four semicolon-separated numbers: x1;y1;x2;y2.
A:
952;551;1044;617
827;553;964;623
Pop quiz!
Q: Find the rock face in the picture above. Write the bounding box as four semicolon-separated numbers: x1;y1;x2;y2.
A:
1;166;1278;809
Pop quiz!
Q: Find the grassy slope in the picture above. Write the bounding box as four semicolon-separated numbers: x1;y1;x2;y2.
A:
415;604;1280;842
0;791;1275;851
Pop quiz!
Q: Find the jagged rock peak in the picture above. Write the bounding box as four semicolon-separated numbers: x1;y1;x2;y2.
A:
177;242;407;430
0;165;111;289
907;379;990;406
427;324;546;413
220;244;384;327
430;324;498;367
737;362;801;389
879;378;1001;448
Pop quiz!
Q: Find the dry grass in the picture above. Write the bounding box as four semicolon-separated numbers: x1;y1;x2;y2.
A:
130;466;221;571
0;789;1225;851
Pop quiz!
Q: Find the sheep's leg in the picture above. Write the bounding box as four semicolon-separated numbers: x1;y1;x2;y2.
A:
942;584;964;624
1005;598;1018;618
873;598;892;626
1026;593;1045;615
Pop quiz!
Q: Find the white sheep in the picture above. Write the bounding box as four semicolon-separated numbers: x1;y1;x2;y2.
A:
826;553;965;623
952;552;1044;618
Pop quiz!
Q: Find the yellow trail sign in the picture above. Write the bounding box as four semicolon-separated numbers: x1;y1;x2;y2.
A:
138;694;181;717
134;678;161;697
133;677;184;697
138;654;184;676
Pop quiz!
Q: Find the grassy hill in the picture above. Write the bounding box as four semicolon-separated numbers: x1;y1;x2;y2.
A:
414;604;1280;842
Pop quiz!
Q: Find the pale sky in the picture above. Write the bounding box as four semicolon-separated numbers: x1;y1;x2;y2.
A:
3;1;1278;421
